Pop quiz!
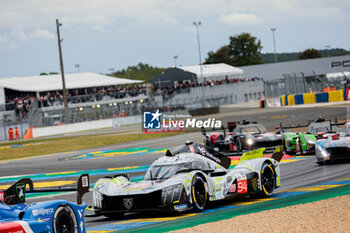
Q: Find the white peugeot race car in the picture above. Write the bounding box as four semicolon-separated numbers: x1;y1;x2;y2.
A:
91;142;283;218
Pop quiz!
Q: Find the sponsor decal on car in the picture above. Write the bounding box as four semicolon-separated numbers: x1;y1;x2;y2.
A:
126;183;150;191
237;179;248;194
174;203;188;210
16;183;25;201
0;191;4;201
32;208;54;216
228;183;236;193
123;198;134;210
215;190;224;199
38;217;51;222
239;148;265;162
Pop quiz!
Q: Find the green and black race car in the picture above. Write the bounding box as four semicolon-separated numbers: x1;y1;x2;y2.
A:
281;118;341;155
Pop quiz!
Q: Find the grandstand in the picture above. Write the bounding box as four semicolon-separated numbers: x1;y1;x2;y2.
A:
0;73;148;138
0;72;143;111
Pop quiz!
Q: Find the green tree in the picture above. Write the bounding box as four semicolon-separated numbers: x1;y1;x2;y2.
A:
204;45;235;66
40;72;59;75
109;63;165;83
299;48;323;60
228;33;264;66
204;33;264;66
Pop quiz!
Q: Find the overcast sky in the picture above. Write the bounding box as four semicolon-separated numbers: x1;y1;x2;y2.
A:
0;0;349;77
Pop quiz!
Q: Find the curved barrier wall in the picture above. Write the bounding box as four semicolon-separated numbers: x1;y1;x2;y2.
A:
280;89;348;106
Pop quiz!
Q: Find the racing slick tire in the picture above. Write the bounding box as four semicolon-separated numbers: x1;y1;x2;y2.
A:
53;205;77;233
235;137;242;152
260;163;276;197
191;174;208;211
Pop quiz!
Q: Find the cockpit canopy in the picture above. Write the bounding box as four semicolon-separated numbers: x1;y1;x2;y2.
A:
145;156;216;181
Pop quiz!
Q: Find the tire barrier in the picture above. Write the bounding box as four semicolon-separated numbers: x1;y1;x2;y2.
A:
280;89;347;106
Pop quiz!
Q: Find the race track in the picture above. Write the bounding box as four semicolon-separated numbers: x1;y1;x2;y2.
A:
1;105;350;232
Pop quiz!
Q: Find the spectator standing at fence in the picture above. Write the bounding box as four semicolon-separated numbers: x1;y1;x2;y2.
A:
15;127;20;140
324;85;330;93
331;84;336;91
308;88;313;93
8;127;14;141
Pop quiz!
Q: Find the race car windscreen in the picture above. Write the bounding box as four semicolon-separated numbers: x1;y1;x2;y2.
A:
239;125;267;134
308;122;330;134
145;160;211;180
343;125;350;136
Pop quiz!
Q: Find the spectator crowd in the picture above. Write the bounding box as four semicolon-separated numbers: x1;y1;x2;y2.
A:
155;77;261;102
5;85;147;111
4;78;260;120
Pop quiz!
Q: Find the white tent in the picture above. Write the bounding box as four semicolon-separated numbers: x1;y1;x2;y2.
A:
0;72;143;107
326;71;350;80
178;63;244;82
0;72;143;92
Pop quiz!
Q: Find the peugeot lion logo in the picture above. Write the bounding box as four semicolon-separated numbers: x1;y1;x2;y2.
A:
123;198;133;210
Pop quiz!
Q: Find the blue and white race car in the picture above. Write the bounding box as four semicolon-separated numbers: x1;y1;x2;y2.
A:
0;174;89;233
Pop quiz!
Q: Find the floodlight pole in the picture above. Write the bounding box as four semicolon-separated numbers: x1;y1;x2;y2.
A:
173;55;178;67
56;19;68;111
271;28;277;63
193;21;205;107
325;45;331;57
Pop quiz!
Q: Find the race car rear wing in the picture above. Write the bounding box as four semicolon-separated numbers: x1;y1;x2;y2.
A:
0;174;89;205
238;146;284;164
201;125;226;138
280;117;346;132
202;121;266;136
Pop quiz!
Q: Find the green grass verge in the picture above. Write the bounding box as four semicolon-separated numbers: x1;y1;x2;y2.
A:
122;184;350;233
0;131;184;161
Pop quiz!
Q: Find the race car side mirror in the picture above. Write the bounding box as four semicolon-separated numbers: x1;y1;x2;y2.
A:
165;149;174;157
201;127;206;136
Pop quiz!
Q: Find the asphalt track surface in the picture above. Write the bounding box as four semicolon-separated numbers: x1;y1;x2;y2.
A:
1;104;350;231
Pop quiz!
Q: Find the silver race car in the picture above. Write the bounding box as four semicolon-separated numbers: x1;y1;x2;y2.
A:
316;122;350;164
91;142;283;218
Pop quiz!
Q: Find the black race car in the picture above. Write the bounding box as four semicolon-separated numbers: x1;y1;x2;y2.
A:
202;121;283;154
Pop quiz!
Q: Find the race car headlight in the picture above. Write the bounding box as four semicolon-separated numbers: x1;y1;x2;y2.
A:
306;139;315;144
161;184;183;205
93;190;103;209
316;145;329;159
246;138;254;146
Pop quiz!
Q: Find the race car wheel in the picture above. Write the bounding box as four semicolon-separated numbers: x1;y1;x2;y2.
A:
53;205;77;233
260;163;276;197
235;137;242;152
191;174;207;211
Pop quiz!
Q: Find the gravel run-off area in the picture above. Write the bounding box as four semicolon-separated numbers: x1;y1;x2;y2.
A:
174;195;350;233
